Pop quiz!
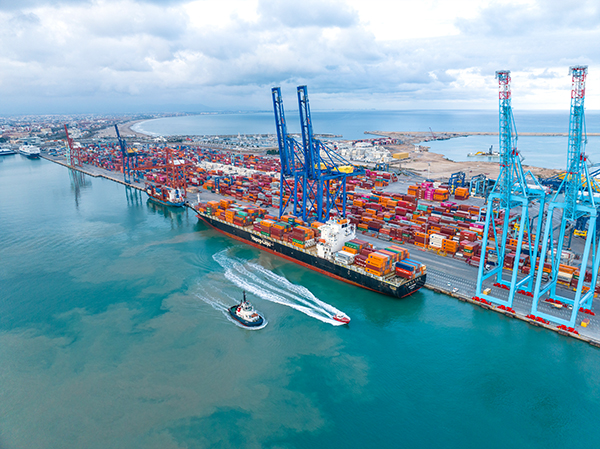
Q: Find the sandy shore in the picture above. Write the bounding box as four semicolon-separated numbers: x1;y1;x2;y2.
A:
371;130;562;181
94;120;153;140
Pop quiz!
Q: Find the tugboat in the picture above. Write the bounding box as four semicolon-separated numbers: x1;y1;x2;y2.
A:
332;312;351;324
229;291;264;328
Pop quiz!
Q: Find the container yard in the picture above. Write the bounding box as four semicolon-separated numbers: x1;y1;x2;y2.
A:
39;138;600;347
34;70;600;348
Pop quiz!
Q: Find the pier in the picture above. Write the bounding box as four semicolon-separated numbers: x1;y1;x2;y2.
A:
39;152;600;348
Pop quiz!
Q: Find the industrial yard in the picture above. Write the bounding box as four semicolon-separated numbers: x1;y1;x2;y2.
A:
39;104;600;348
9;71;599;349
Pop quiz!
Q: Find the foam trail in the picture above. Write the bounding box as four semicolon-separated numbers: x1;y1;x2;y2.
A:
212;250;346;326
248;262;343;314
232;262;330;315
223;270;341;325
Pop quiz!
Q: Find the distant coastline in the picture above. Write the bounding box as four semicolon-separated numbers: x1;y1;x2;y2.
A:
94;120;151;139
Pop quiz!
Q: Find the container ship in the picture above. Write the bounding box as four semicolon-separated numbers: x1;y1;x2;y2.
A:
194;199;426;299
145;184;186;207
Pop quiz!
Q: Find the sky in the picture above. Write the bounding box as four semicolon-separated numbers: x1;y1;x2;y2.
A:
1;0;599;114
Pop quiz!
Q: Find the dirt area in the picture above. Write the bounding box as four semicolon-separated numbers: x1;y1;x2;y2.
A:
93;120;151;140
370;131;561;181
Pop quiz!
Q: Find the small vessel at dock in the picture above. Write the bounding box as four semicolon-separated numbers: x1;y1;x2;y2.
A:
0;147;16;156
468;145;499;158
229;291;265;328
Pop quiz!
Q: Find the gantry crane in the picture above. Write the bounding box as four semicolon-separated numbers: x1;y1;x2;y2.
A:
272;86;363;222
272;87;306;219
476;71;547;307
448;171;466;194
531;66;599;326
64;124;81;167
115;124;142;183
296;85;363;222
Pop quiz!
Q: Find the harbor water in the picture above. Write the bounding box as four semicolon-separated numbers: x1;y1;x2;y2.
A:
133;110;600;169
2;154;600;448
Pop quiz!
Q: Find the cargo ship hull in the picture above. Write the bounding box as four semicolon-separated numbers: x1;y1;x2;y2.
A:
198;213;425;299
147;194;185;207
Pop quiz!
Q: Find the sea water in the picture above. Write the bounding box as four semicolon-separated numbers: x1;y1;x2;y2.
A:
1;154;600;448
133;110;600;169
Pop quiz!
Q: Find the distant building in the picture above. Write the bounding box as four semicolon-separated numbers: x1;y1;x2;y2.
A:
19;136;42;145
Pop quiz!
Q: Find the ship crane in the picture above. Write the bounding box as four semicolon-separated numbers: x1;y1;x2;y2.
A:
64;124;81;167
531;65;600;326
475;71;547;308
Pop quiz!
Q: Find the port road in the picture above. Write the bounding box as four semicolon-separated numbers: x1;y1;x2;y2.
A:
400;241;600;339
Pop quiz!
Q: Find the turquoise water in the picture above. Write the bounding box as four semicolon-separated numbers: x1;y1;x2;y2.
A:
2;155;600;448
134;110;600;169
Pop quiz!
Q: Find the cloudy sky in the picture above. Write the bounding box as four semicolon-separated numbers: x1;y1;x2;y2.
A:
1;0;599;114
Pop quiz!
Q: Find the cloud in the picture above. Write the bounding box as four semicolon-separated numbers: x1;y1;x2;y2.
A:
0;0;599;114
258;0;358;28
456;0;600;37
0;0;189;12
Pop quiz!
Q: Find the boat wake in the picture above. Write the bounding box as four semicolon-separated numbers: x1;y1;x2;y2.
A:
212;250;348;326
194;290;268;330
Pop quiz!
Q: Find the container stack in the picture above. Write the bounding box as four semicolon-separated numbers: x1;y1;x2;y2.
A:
334;250;356;265
365;252;393;276
288;226;315;248
433;188;449;201
383;244;409;260
454;187;470;200
441;239;459;254
269;221;291;240
428;233;445;250
395;259;423;279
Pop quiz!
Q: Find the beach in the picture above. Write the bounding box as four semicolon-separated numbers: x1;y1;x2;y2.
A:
93;120;151;140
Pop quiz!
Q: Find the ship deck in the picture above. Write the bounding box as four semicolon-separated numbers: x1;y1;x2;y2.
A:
197;211;423;289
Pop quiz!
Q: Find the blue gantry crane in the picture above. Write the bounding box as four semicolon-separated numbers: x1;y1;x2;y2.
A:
476;71;547;307
115;124;141;183
469;174;492;198
214;176;234;192
272;86;363;222
272;86;306;219
531;66;599;326
296;85;364;222
448;171;466;194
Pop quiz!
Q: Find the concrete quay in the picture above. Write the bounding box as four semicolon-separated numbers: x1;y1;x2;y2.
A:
40;155;600;348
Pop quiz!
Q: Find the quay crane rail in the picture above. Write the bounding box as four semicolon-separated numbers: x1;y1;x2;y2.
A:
531;65;600;326
476;70;547;308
